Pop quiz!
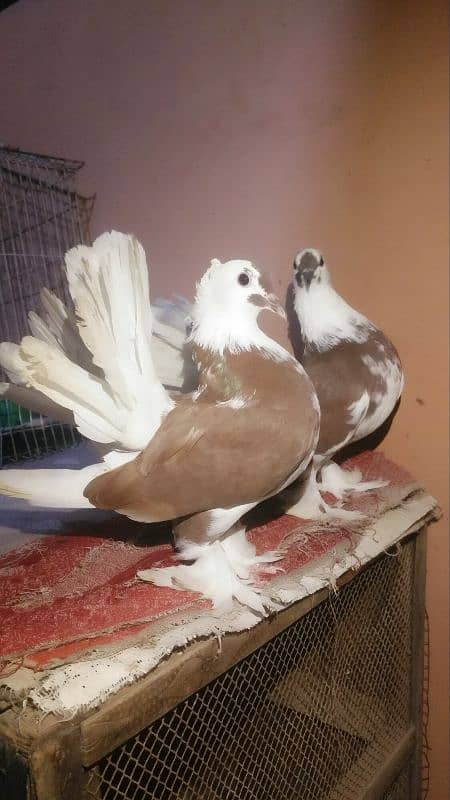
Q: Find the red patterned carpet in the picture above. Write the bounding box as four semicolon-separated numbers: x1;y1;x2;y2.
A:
0;452;420;676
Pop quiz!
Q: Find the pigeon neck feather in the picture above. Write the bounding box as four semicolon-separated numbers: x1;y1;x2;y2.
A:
190;300;289;361
294;281;372;352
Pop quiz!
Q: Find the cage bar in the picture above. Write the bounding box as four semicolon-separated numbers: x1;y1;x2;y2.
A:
0;146;94;465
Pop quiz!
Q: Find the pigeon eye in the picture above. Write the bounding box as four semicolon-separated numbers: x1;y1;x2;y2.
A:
319;256;324;266
238;272;250;286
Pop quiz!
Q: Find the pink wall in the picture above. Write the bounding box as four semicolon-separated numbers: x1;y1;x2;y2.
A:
1;0;388;297
1;0;448;794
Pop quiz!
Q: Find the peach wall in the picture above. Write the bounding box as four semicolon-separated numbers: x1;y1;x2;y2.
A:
1;0;448;794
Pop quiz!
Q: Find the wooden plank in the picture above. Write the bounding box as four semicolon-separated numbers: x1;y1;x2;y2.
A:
0;705;71;759
30;726;85;800
0;735;29;800
359;727;416;800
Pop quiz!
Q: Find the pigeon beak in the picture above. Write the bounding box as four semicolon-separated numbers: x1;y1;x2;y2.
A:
265;293;287;320
302;269;316;288
294;268;315;289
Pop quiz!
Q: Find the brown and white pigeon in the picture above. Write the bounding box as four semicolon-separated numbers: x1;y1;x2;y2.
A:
0;234;320;611
286;247;404;519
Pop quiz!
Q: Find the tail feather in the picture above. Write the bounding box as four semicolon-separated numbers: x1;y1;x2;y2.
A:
0;463;107;509
64;232;173;441
0;232;175;450
65;233;156;404
28;310;60;349
0;342;27;386
0;381;75;426
0;336;125;445
38;288;99;374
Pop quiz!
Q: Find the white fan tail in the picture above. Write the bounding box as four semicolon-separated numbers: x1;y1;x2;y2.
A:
64;232;174;444
35;288;98;374
0;463;107;509
0;232;175;451
0;336;127;445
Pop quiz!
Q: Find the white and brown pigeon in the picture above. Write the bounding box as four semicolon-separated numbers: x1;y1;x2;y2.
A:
286;247;404;519
0;233;320;611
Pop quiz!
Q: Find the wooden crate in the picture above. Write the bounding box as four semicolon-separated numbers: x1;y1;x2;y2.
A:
0;528;427;800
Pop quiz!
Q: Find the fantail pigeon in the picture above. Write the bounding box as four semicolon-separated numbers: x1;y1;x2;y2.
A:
0;233;320;612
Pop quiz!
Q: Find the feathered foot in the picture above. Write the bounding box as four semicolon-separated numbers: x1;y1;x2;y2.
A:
286;465;363;522
221;528;285;576
137;528;282;614
319;461;387;500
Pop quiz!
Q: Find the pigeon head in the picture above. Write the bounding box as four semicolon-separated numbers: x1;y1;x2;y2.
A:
293;248;329;290
190;258;286;353
196;258;285;319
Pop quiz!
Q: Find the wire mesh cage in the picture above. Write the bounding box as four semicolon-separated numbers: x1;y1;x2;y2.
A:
0;146;94;465
382;766;412;800
0;528;428;799
83;535;424;800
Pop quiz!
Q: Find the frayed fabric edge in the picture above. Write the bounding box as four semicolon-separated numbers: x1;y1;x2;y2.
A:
21;487;439;718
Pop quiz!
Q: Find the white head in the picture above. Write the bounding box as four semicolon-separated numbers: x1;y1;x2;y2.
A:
190;258;286;355
291;247;371;350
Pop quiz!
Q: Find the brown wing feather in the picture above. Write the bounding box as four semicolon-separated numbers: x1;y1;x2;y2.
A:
85;394;315;522
303;332;401;455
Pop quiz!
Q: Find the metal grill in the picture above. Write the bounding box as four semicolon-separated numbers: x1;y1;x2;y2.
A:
85;543;417;800
421;611;430;798
0;146;93;464
382;764;411;799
